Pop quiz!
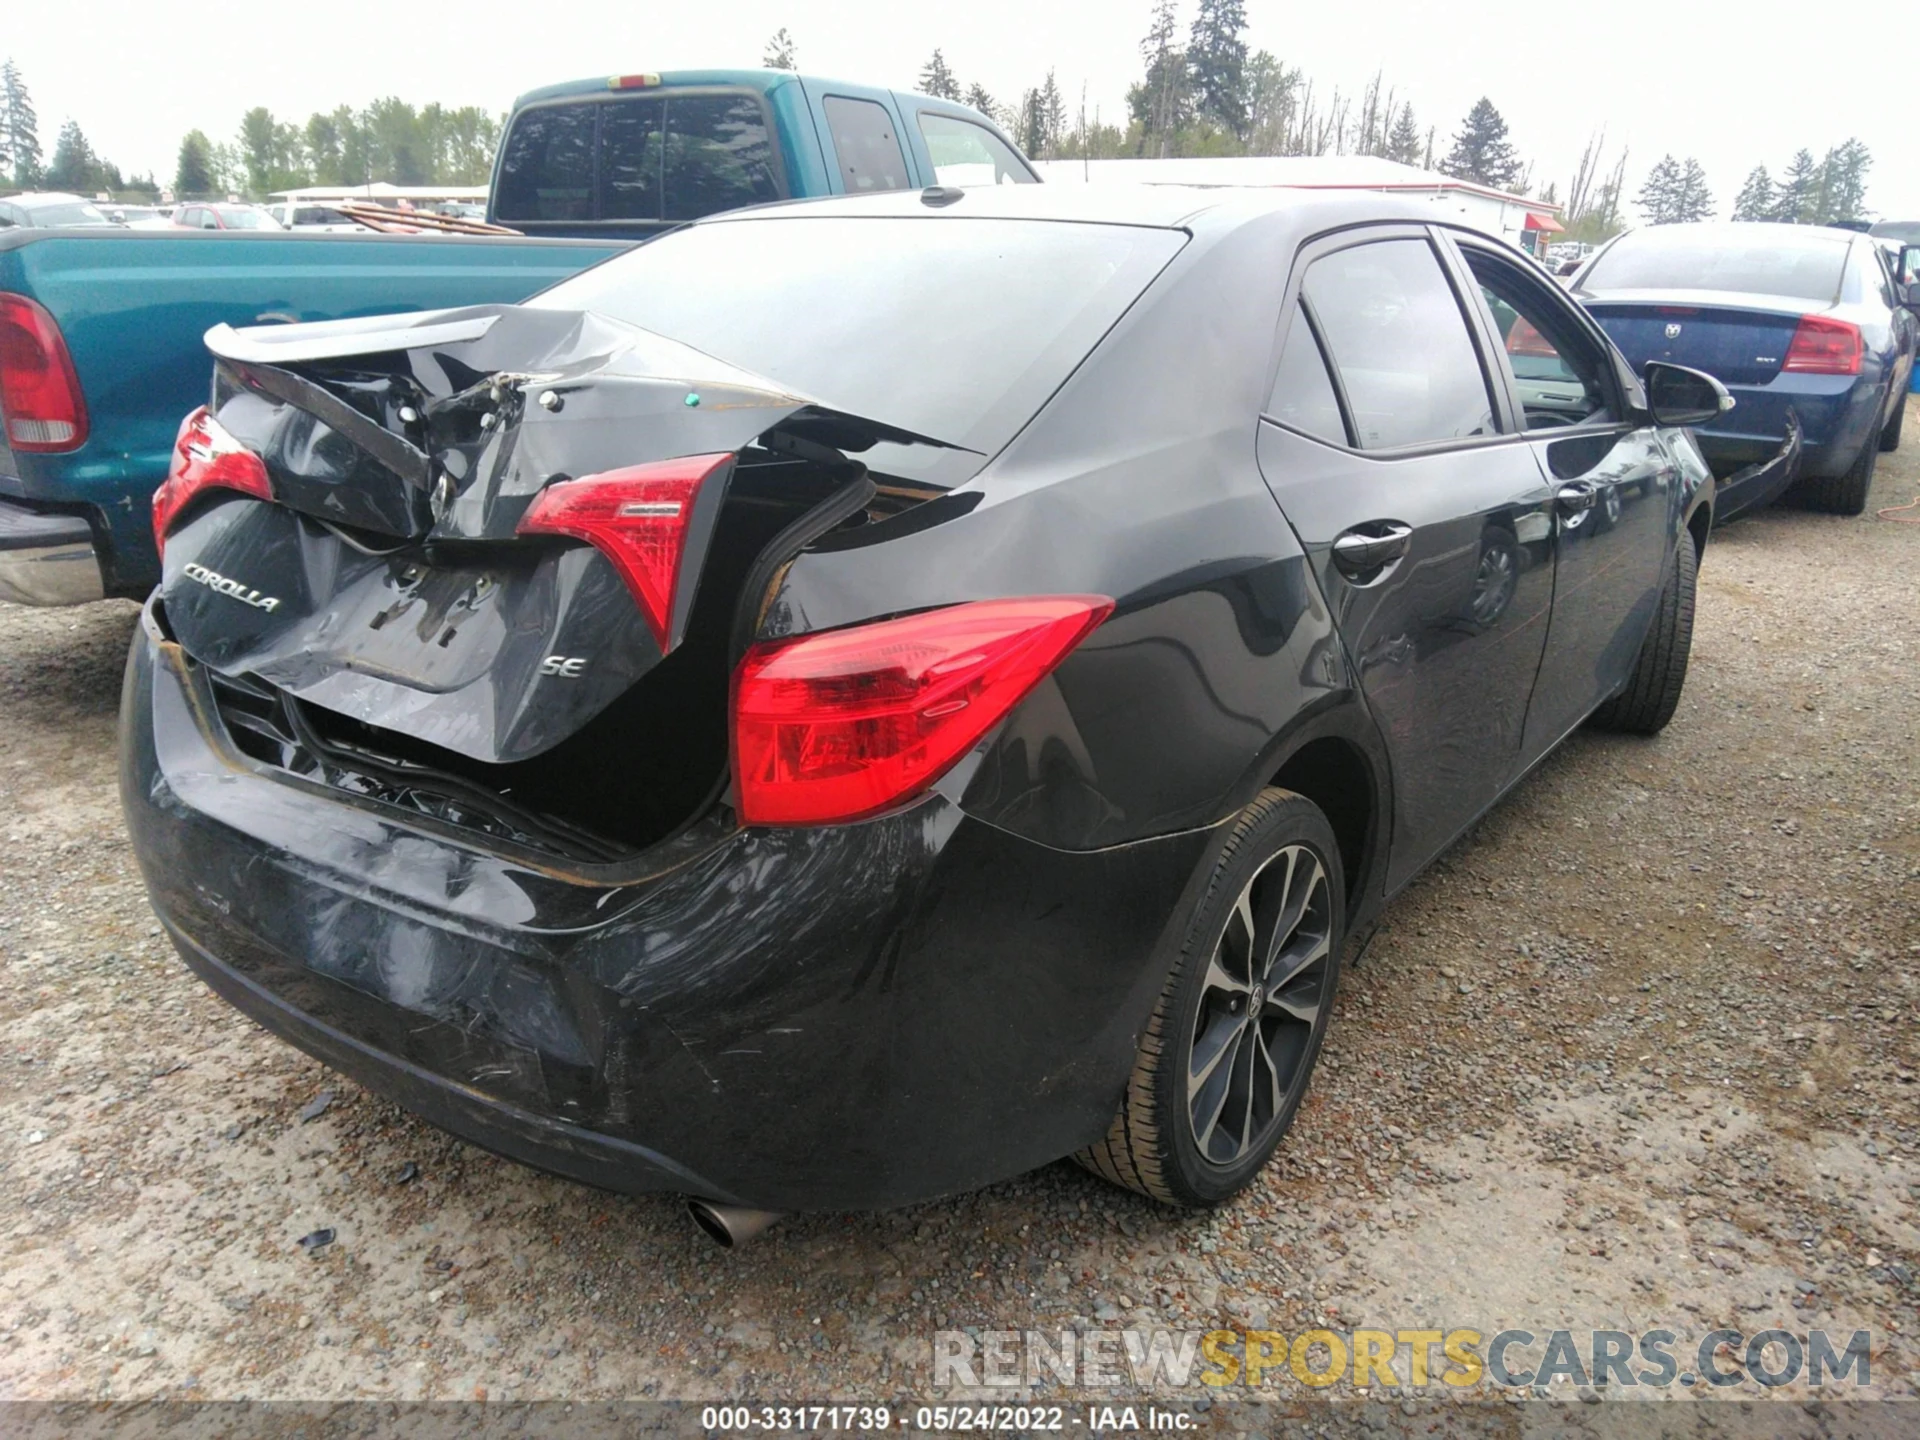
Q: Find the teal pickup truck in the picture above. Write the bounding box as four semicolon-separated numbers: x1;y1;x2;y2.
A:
0;68;1032;604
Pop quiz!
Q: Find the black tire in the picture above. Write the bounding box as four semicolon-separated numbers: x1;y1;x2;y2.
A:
1589;534;1697;735
1076;788;1345;1207
1880;392;1906;453
1798;426;1878;516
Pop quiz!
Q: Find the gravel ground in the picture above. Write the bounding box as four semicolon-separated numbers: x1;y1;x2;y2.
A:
0;417;1915;1426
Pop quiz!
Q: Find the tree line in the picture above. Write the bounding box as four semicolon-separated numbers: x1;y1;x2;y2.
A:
173;100;501;199
772;6;1879;242
1;36;1884;233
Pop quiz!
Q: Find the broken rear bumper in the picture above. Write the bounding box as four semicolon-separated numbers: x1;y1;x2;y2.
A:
1703;412;1803;525
120;603;1213;1211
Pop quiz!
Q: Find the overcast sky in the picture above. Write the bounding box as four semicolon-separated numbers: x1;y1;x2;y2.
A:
9;0;1916;220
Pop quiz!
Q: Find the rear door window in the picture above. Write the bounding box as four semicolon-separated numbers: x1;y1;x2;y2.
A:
822;96;911;193
1303;239;1496;449
495;103;596;222
662;94;780;220
917;113;1036;186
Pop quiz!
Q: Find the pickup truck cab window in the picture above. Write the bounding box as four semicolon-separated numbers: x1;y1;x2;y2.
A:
822;96;910;193
918;113;1037;186
1302;238;1496;449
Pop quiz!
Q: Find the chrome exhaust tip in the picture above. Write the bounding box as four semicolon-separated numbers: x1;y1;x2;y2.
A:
687;1199;784;1248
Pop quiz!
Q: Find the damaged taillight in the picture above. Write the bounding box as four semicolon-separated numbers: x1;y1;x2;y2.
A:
1782;315;1863;375
152;406;273;555
517;453;732;651
731;596;1115;827
0;292;89;452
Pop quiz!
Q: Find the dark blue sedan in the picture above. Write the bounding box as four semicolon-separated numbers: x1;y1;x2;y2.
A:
1576;222;1917;518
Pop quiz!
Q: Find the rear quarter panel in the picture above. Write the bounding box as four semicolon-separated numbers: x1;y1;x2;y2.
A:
0;230;623;592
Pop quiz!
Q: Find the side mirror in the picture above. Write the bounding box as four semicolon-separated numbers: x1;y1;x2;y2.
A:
1899;245;1920;288
1643;361;1734;428
1901;280;1920;311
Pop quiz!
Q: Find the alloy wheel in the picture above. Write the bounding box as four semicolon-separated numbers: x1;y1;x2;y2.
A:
1186;843;1334;1165
1470;542;1517;625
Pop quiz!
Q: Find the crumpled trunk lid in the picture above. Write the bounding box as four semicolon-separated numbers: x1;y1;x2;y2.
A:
158;305;947;767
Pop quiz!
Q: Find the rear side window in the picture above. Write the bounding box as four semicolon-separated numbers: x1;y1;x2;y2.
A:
1303;239;1495;449
1267;305;1348;445
495;103;595;222
823;97;911;193
918;113;1036;186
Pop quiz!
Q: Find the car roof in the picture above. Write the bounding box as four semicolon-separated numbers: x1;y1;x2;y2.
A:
15;192;95;211
516;67;875;107
697;180;1443;235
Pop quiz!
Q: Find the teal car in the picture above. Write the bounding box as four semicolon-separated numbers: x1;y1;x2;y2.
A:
0;68;1032;604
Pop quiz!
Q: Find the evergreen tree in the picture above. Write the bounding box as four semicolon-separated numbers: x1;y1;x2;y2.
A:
1773;149;1819;223
1637;154;1712;224
1017;88;1048;158
1187;0;1250;138
1673;157;1713;222
919;49;961;101
962;83;1002;127
175;130;214;197
1816;139;1870;224
1440;98;1522;189
1130;0;1190;158
1244;50;1299;155
1636;154;1681;223
762;28;797;71
44;120;97;193
1039;70;1065;155
1731;165;1774;222
1384;102;1423;166
1;59;42;188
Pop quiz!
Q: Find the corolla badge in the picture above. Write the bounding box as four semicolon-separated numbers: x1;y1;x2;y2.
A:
1665;322;1684;339
181;562;280;612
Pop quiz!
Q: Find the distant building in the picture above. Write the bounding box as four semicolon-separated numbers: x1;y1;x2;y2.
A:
1031;156;1564;254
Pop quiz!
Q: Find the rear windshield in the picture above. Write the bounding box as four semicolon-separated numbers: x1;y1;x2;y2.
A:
1582;231;1848;303
494;92;782;225
29;202;111;227
531;215;1183;468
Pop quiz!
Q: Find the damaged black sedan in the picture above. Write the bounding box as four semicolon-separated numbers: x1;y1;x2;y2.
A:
122;186;1718;1233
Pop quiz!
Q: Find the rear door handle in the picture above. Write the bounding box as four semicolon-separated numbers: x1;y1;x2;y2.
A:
1556;482;1598;515
1331;522;1413;578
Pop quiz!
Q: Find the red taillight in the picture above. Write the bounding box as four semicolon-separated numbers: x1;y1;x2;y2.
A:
152;406;273;555
516;453;732;651
0;292;88;452
1505;316;1557;358
731;595;1115;827
1782;315;1863;375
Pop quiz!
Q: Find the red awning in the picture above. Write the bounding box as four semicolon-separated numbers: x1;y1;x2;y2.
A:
1524;212;1565;233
